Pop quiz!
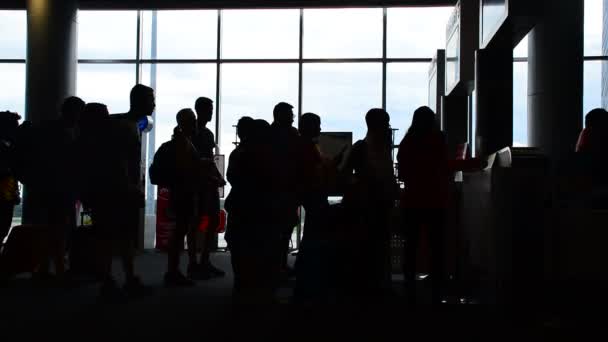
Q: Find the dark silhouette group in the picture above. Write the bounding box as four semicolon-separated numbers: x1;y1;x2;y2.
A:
1;82;606;306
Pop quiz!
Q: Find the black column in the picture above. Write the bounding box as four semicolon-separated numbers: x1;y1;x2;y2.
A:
25;0;78;124
23;0;78;224
475;41;513;157
528;0;583;159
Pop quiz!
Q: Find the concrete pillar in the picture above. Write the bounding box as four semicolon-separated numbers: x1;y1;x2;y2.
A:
528;0;583;159
23;0;78;224
25;0;78;124
475;41;513;157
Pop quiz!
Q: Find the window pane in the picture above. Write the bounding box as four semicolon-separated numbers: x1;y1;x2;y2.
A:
222;9;300;59
513;61;528;146
585;0;604;56
304;9;383;59
0;11;26;59
220;63;299;175
387;7;454;58
141;64;217;154
141;10;218;60
302;63;382;142
78;11;138;59
386;63;428;144
76;64;136;114
584;60;603;116
0;63;26;118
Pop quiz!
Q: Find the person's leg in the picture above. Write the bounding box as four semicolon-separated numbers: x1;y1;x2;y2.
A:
402;208;421;303
198;190;224;276
429;209;446;305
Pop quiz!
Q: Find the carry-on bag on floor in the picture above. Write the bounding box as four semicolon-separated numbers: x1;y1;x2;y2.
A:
67;211;100;279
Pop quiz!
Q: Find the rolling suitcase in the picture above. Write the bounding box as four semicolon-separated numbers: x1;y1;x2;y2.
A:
67;211;100;279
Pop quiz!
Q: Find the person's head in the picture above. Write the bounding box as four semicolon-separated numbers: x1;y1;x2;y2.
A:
365;108;390;134
195;97;214;125
0;111;21;138
129;84;155;119
60;96;85;126
251;119;271;145
585;108;608;129
273;102;295;128
81;103;109;126
176;108;196;137
299;112;321;140
406;106;437;138
237;116;255;143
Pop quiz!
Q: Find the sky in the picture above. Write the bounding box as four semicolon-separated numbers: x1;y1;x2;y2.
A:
0;1;605;173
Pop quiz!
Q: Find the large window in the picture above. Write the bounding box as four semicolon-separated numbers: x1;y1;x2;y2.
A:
75;7;455;249
304;8;383;58
303;63;382;142
510;0;607;146
0;10;26;229
78;11;138;59
386;63;429;144
222;9;300;59
76;64;136;113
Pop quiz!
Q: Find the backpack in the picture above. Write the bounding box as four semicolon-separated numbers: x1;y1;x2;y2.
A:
149;141;176;187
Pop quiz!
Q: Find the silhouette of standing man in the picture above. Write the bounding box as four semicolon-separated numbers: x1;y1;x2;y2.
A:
269;102;301;277
191;97;225;279
99;84;155;299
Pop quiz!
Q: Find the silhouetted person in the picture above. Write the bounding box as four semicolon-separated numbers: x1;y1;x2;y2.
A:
76;102;129;299
396;106;449;305
0;111;21;246
269;102;301;278
24;96;84;281
225;118;280;305
91;84;155;300
152;109;214;286
191;97;226;279
573;108;608;208
343;108;396;296
293;113;333;303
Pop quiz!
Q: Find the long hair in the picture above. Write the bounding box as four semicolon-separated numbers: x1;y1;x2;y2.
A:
404;106;437;141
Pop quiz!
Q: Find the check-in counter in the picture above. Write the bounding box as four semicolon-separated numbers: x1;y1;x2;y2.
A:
460;147;551;304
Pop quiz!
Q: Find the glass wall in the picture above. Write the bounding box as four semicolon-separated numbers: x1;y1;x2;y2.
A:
73;7;454;248
0;10;26;228
5;4;603;247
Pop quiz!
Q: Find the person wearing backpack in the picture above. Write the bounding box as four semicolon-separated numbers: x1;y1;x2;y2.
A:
151;108;216;287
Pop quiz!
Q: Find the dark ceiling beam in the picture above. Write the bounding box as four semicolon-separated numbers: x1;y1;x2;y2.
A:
2;0;456;10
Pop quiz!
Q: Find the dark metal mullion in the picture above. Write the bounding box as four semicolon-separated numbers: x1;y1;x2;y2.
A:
296;7;304;252
215;9;222;152
584;56;608;61
298;8;304;119
135;10;142;83
382;7;387;110
78;59;139;64
78;58;433;64
0;59;25;63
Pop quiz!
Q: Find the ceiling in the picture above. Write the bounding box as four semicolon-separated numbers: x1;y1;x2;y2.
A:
2;0;457;10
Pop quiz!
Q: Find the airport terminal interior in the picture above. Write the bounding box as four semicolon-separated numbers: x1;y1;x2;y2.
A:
0;0;607;338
